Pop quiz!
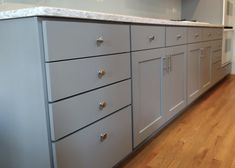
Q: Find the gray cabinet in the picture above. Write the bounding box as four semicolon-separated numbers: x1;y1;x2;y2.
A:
200;42;212;93
164;45;187;121
132;48;165;147
188;42;212;104
187;43;202;104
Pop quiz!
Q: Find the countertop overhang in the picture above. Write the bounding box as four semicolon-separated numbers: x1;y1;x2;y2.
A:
0;6;223;28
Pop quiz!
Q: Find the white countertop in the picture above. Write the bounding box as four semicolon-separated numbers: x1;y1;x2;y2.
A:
0;6;223;28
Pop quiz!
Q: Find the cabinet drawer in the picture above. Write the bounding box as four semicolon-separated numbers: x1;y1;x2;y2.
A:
49;80;131;140
214;28;223;40
212;40;222;63
203;28;216;41
187;27;203;43
46;53;130;102
166;27;187;46
53;106;132;168
131;25;165;51
42;20;130;61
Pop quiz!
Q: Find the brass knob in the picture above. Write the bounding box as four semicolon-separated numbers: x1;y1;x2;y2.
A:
99;101;107;110
100;133;108;142
98;69;106;78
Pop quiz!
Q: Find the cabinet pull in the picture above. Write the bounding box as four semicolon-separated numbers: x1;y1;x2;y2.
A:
177;34;182;39
98;69;106;78
169;56;172;72
208;33;212;37
148;35;155;41
163;57;168;74
100;133;108;142
97;36;104;45
195;34;199;38
99;101;107;110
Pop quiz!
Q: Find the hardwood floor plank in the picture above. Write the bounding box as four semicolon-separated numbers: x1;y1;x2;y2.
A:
120;76;235;168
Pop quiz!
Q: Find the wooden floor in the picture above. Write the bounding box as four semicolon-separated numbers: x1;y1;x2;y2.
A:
121;76;235;168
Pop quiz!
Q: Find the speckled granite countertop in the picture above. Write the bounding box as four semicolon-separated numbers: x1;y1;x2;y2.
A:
0;6;223;27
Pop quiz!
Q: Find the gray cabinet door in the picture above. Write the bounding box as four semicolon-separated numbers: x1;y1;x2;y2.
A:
132;48;165;147
187;43;203;104
164;45;187;121
200;42;212;93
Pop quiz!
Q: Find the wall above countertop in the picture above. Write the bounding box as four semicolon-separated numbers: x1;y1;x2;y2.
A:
0;0;182;20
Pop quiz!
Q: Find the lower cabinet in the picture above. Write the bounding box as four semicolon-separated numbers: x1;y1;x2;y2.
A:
187;42;212;104
132;45;187;147
164;45;187;121
52;106;132;168
132;48;165;147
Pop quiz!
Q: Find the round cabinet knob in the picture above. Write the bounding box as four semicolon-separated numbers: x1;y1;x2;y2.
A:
99;101;107;110
98;69;106;79
96;36;104;46
100;133;108;142
208;33;212;37
148;35;155;41
195;34;199;38
177;34;182;39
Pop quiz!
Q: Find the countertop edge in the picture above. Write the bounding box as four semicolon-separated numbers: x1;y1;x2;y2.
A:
0;6;224;28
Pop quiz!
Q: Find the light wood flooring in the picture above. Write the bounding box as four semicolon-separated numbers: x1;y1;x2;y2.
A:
121;75;235;168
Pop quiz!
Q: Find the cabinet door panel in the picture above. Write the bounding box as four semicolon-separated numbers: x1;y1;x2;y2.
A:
200;42;212;92
188;43;202;104
132;48;165;147
165;45;187;120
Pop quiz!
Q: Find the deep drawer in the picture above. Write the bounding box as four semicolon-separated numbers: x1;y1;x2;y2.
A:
49;80;131;140
46;53;130;102
187;27;203;43
52;106;132;168
166;26;187;46
42;20;130;62
131;25;165;51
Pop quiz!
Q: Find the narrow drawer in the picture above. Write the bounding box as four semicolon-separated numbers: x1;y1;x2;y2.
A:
187;27;203;43
212;40;222;63
49;80;131;140
131;25;165;51
42;20;130;62
46;53;130;102
53;106;132;168
203;28;215;41
166;26;187;46
213;28;223;40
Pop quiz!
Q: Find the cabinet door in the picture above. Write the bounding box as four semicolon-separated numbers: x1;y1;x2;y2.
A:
200;42;212;93
132;48;165;147
164;45;187;121
187;43;203;104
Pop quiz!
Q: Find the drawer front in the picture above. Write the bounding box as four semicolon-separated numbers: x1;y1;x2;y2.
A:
49;80;131;140
42;20;130;61
131;25;165;51
214;28;223;40
212;40;222;63
203;28;216;41
46;53;130;102
53;106;132;168
187;27;203;43
166;27;187;46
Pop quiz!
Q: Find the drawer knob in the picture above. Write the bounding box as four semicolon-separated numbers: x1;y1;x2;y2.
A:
208;33;212;37
97;36;104;45
100;133;108;142
177;34;182;39
99;101;107;110
195;34;199;38
98;69;106;78
148;35;155;41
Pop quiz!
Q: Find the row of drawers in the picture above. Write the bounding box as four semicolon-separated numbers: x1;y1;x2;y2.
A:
43;20;223;62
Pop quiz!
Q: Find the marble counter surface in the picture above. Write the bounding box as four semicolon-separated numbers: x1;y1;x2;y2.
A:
0;6;223;27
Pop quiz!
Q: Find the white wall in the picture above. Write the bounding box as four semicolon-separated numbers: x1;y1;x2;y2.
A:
1;0;182;19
